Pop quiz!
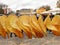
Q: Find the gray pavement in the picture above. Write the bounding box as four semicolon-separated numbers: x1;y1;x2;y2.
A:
0;33;60;45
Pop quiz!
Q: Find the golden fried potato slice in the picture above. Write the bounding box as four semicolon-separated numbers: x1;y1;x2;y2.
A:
0;15;7;38
0;23;6;38
38;15;47;36
51;15;60;26
18;15;32;39
30;15;44;38
0;15;10;38
5;14;23;38
44;15;51;26
52;25;60;36
46;25;57;31
17;15;37;38
44;15;58;31
51;15;60;36
0;15;7;31
8;14;21;31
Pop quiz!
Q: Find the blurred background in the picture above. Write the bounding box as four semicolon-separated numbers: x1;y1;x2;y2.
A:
0;0;57;11
0;0;60;16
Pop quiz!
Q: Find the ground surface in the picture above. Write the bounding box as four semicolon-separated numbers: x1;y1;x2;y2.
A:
0;33;60;45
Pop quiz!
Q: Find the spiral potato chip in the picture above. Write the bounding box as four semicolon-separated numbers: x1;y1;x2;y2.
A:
0;14;60;38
